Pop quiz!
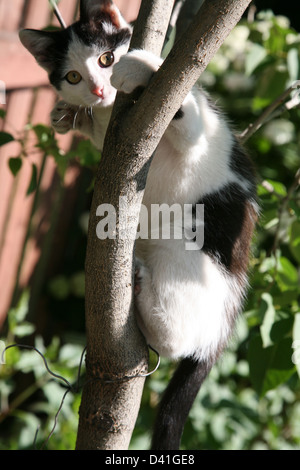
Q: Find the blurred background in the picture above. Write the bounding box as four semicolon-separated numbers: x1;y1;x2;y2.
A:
0;0;299;450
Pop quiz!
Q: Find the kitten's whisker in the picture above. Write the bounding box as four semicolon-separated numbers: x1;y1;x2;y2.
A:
56;113;68;124
89;106;94;121
73;106;81;129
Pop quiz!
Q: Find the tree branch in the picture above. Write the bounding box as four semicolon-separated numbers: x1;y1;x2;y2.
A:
239;80;300;143
175;0;205;42
130;0;174;55
49;0;67;29
76;0;252;450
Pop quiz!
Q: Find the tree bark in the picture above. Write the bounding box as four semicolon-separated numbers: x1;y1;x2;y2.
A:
75;0;174;451
76;0;252;450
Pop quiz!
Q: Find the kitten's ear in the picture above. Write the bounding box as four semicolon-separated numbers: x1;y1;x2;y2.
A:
80;0;129;29
19;29;57;73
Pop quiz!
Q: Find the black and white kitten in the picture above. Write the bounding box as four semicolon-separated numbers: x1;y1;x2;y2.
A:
19;0;258;450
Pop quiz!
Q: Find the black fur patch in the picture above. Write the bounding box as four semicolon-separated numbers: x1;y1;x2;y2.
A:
197;183;257;275
230;138;256;188
47;28;72;89
73;18;131;51
173;107;184;120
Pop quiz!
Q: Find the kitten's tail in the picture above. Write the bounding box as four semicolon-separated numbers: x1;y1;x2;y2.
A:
151;357;213;450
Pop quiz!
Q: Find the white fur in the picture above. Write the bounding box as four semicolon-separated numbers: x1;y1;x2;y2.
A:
111;50;163;93
51;46;252;361
135;241;243;361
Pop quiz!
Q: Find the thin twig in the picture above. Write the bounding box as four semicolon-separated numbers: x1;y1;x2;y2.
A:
239;80;300;143
49;0;67;29
3;344;72;388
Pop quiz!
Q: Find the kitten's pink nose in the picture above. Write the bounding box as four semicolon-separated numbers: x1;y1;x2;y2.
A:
91;86;104;98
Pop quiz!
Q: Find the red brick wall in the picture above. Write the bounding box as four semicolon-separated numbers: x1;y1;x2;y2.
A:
0;0;141;328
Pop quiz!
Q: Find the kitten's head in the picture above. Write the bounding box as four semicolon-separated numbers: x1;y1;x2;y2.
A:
19;0;132;108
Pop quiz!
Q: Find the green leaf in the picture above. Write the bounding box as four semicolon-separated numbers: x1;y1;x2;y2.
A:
8;157;22;176
264;119;295;146
276;256;299;292
246;44;268;76
68;140;101;167
255;65;289;108
269;311;294;343
53;153;69;179
26;164;38;195
0;131;14;146
32;124;61;158
292;313;300;378
14;410;41;449
287;48;299;82
48;275;70;300
32;123;53;145
8;290;30;331
289;200;300;218
289;220;300;264
248;335;296;396
264;179;287;197
260;293;276;348
13;322;35;338
248;335;273;396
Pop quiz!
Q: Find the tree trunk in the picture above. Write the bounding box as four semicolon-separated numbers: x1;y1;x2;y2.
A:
76;0;252;450
75;0;174;450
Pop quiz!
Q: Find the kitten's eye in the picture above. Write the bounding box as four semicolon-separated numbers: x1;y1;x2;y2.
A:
99;51;114;68
65;71;82;84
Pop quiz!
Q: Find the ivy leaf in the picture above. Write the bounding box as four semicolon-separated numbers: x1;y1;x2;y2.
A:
289;220;300;264
260;293;276;348
276;256;299;292
27;164;38;195
245;43;267;76
0;131;14;146
67;140;101;167
248;335;296;396
292;313;300;378
8;157;22;176
287;48;299;82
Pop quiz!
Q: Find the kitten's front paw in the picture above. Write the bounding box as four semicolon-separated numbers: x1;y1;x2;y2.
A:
50;101;76;134
111;50;162;94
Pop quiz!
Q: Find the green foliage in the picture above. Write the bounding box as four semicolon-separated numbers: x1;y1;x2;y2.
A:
30;123;101;180
1;10;300;450
0;292;85;450
1;120;101;190
0;131;14;147
8;157;22;177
